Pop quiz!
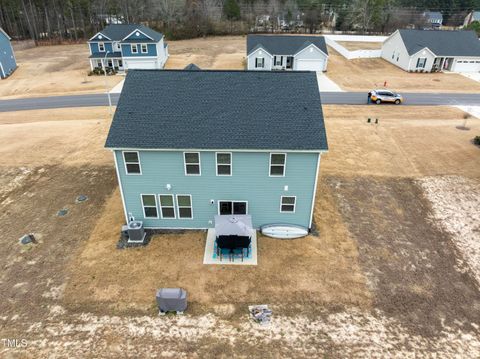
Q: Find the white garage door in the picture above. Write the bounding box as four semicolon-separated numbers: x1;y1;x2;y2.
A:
454;59;480;72
126;61;157;70
296;59;325;71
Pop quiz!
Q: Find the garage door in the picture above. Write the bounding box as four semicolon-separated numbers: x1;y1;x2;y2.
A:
454;59;480;72
296;59;325;71
126;61;157;70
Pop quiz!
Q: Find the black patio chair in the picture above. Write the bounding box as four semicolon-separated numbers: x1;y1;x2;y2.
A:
216;235;237;262
233;236;251;262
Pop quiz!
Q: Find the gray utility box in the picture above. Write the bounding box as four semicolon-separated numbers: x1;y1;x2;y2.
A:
127;220;145;242
156;288;187;314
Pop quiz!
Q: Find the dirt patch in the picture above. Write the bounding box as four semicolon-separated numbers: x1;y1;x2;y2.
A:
321;105;480;178
327;46;480;93
64;179;372;315
326;175;480;336
0;44;123;99
0;165;116;322
165;36;245;70
336;41;382;51
419;176;480;286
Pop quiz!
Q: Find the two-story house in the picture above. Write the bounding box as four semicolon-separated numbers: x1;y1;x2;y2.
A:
105;68;328;231
88;24;168;71
0;27;16;79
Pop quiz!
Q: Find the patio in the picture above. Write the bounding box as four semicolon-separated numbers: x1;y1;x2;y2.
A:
203;215;258;266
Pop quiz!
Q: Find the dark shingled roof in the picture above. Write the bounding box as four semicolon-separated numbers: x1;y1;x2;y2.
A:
247;35;328;56
98;24;163;42
105;70;328;151
184;63;200;70
398;29;480;56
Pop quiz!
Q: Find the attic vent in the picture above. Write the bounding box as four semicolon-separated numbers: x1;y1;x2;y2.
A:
136;31;140;36
98;35;103;39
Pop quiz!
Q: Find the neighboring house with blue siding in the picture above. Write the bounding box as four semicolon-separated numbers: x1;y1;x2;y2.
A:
105;68;328;231
88;24;168;71
0;28;17;79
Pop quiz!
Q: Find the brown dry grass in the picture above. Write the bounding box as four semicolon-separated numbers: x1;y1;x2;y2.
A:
64;182;372;314
337;41;382;50
327;47;480;93
0;44;123;99
165;36;245;70
0;107;112;166
321;105;480;178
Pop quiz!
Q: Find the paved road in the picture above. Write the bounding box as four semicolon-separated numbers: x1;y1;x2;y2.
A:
0;92;479;112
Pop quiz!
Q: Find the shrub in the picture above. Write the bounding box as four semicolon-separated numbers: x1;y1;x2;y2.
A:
474;136;480;146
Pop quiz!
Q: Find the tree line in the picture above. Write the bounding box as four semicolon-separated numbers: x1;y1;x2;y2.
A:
0;0;479;43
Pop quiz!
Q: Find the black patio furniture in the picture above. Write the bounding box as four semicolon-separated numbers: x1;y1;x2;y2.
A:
216;235;251;262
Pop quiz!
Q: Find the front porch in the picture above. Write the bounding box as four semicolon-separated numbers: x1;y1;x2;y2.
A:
272;55;294;70
90;56;125;72
432;57;454;72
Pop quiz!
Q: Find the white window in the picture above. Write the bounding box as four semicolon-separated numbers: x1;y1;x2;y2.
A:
141;194;158;218
280;196;296;213
269;153;286;176
184;152;201;175
98;42;105;52
416;57;427;68
123;151;141;175
255;57;264;68
159;194;176;219
274;56;282;66
141;44;148;53
114;42;121;51
96;59;102;68
218;201;247;215
131;44;138;54
176;195;193;219
391;51;394;59
216;152;232;176
107;59;113;67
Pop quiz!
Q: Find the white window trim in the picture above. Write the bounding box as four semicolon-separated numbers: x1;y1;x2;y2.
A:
217;200;249;215
416;57;427;68
269;153;287;177
176;194;193;219
216;152;232;176
122;150;142;175
255;57;264;68
158;194;176;219
280;195;296;213
131;44;138;54
141;194;159;219
98;42;105;52
141;43;148;53
183;152;201;176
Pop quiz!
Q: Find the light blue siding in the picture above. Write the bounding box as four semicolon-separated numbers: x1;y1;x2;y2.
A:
121;43;157;57
0;31;16;78
114;150;319;229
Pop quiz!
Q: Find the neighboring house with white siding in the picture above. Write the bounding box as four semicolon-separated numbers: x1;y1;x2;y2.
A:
105;67;328;231
381;29;480;72
88;24;168;71
246;35;329;72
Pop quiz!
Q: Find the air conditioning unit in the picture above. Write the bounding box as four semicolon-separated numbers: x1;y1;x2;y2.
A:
156;288;187;314
127;220;145;243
